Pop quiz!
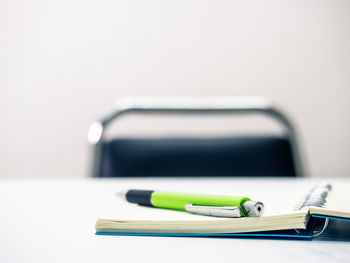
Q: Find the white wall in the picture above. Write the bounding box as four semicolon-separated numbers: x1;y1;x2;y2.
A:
0;0;349;178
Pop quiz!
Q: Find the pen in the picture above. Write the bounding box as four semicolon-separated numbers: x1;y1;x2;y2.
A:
117;189;264;218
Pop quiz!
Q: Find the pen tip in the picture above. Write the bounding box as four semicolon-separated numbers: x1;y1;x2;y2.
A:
116;190;128;200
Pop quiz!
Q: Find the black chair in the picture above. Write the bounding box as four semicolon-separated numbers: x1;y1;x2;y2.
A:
87;97;306;178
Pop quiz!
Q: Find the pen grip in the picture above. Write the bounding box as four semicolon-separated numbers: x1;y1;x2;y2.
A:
151;191;250;211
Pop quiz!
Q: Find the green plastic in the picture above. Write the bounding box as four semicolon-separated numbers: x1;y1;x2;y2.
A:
151;191;250;212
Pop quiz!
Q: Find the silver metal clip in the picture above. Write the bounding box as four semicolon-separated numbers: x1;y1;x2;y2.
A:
185;204;242;218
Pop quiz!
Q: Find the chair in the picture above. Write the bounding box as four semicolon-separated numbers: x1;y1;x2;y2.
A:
87;97;306;178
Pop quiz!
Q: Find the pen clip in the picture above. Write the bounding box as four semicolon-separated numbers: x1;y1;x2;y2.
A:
185;204;242;218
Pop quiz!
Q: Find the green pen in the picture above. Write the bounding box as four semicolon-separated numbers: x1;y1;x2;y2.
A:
117;189;264;218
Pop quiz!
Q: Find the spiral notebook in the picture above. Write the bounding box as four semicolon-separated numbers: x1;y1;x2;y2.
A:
95;182;350;239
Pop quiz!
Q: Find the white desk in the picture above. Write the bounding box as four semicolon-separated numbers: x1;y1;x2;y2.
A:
1;178;349;263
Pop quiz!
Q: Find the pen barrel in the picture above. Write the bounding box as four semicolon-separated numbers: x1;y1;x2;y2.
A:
151;191;250;211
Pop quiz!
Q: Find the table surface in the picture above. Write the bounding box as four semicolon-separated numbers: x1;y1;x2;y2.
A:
1;177;349;263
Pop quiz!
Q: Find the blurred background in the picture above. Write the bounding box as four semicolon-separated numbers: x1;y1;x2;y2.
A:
0;0;349;178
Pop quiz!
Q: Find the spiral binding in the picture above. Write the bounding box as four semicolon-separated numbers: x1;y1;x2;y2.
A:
299;182;332;209
296;182;333;237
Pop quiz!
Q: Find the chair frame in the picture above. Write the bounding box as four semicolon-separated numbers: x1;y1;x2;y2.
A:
87;96;306;178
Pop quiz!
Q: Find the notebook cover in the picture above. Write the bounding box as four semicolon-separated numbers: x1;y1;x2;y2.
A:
95;215;350;239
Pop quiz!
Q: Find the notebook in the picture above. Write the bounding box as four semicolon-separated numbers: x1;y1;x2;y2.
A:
95;182;350;239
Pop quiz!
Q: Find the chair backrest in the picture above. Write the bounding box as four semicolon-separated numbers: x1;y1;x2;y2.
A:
88;97;306;177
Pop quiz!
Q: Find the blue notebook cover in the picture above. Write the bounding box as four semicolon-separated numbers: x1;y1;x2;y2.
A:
95;215;350;239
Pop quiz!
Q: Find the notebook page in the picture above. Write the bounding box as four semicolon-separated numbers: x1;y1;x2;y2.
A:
309;183;350;219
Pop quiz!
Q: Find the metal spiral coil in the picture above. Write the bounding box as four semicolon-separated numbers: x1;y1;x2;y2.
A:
299;182;332;209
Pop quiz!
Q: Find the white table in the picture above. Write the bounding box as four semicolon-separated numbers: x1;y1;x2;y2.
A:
1;178;349;263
